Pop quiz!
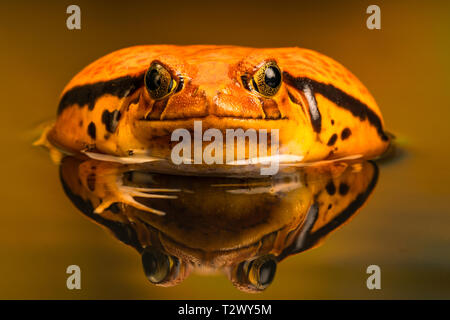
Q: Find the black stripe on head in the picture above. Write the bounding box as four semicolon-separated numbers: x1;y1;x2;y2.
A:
283;72;389;141
57;74;145;115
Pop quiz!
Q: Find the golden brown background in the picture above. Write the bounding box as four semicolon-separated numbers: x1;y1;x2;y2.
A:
0;0;449;299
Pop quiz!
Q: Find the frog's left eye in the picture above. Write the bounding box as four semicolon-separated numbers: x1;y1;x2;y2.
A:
250;62;282;97
145;63;178;100
141;247;180;285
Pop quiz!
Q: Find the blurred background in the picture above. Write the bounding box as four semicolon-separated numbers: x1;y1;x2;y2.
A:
0;0;449;299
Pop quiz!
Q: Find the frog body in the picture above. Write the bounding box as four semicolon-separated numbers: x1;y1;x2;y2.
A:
46;45;389;170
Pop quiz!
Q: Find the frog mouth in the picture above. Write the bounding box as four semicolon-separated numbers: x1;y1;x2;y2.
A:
136;115;291;134
139;115;288;121
134;116;291;149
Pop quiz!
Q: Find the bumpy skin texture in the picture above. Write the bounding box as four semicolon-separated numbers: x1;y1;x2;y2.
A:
48;45;389;163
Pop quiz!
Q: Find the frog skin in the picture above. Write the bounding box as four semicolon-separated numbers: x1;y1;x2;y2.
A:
59;156;379;292
46;45;390;170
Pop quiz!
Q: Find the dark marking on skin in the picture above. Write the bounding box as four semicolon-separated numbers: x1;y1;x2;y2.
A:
339;183;349;195
341;127;352;140
101;109;121;133
325;181;336;195
79;120;83;127
327;133;338;146
283;72;389;141
86;173;96;191
57;74;144;115
87;122;96;139
331;119;335;125
328;204;332;210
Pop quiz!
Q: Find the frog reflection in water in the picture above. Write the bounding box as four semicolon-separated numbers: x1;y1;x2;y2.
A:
59;157;378;292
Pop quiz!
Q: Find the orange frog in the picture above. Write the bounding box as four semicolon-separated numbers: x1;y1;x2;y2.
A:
42;45;390;173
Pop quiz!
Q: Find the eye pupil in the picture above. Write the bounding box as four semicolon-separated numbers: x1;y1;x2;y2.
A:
264;66;281;88
147;69;161;90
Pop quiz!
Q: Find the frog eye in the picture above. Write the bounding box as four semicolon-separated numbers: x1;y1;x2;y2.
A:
250;62;282;97
234;255;277;291
141;247;180;285
245;255;277;290
145;63;178;100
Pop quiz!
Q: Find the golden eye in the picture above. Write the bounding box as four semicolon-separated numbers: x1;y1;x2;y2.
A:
145;63;178;100
236;255;277;291
250;61;282;97
141;247;180;284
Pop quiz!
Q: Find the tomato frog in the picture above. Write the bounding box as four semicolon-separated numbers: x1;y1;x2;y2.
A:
38;45;390;175
59;156;379;292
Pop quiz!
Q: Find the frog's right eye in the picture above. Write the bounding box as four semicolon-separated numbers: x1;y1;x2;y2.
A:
141;247;180;285
145;63;178;100
244;255;277;290
232;255;277;292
